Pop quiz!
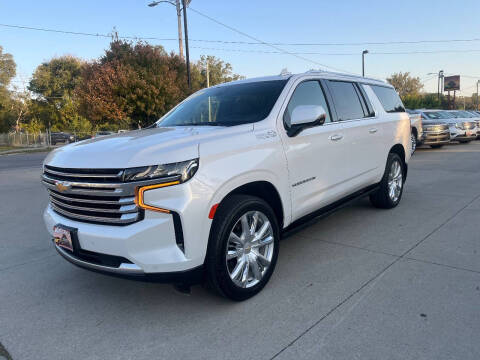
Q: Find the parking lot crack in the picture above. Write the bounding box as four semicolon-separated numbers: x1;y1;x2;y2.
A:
270;191;480;360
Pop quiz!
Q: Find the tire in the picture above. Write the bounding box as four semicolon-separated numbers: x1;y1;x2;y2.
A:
206;194;280;301
459;140;471;144
370;153;405;209
430;144;443;149
410;132;417;154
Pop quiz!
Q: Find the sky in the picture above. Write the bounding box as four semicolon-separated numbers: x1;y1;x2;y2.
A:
1;0;480;96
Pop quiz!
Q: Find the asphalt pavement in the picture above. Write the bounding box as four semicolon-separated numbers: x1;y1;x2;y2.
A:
0;143;479;360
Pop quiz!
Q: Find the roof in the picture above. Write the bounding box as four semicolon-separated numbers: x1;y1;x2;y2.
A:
214;70;389;88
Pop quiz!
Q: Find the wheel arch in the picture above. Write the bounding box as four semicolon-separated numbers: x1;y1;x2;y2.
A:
388;144;408;180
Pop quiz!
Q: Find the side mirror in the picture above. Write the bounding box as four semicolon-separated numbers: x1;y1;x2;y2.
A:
287;105;327;137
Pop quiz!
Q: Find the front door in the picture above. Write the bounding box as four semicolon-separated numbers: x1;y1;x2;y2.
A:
278;79;349;221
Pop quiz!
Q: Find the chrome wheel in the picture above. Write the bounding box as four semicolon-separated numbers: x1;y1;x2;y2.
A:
410;133;417;154
388;160;403;202
226;210;275;288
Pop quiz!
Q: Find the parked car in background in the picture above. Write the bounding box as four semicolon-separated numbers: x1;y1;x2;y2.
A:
93;131;115;138
117;130;129;134
463;111;480;139
50;132;75;145
409;110;450;148
42;71;411;300
442;110;478;143
406;110;423;153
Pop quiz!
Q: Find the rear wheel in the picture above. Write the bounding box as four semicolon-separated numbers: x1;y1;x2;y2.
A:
370;153;405;209
206;195;280;301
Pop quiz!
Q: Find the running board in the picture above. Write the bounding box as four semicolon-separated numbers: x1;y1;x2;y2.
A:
282;184;380;239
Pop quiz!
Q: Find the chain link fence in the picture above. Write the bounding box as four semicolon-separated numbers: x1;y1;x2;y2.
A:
0;132;97;148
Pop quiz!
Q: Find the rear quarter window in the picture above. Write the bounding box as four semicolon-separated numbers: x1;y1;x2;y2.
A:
371;85;405;113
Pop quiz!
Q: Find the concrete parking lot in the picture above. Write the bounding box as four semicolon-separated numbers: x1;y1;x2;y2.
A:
0;143;479;360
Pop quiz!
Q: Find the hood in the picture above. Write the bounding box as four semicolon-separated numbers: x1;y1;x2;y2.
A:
45;126;248;169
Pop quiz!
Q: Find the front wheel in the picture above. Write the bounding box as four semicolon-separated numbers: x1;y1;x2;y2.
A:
410;132;417;154
430;144;443;149
459;140;471;144
370;153;405;209
206;195;280;301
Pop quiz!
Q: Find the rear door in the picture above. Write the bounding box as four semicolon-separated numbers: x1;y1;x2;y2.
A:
324;80;383;191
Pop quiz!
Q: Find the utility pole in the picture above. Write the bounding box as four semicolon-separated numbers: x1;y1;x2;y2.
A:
362;50;368;77
175;0;184;60
206;58;210;88
206;57;211;122
182;0;191;89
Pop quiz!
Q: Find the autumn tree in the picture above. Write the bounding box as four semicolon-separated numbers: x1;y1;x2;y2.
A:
28;56;88;132
387;72;423;98
77;41;189;130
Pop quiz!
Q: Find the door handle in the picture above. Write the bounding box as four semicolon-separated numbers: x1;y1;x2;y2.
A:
369;128;378;134
329;134;343;141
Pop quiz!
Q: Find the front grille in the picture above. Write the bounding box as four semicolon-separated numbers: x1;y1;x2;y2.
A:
424;124;449;132
44;165;124;183
42;167;143;226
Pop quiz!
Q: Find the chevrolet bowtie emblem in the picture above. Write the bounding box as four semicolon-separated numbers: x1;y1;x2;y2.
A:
55;181;71;192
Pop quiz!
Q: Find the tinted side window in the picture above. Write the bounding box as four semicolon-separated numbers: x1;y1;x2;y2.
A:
284;81;331;127
371;85;405;113
327;81;365;121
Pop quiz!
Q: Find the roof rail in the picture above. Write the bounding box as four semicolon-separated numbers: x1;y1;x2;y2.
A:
305;69;383;83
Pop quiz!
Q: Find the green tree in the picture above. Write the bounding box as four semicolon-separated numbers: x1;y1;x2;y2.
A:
387;72;423;98
0;46;17;132
191;55;243;90
28;56;86;131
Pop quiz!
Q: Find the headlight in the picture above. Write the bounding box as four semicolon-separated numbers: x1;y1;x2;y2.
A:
131;159;199;213
455;123;465;130
124;159;199;183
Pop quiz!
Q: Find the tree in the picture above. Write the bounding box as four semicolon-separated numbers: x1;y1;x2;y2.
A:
28;56;86;131
77;40;190;129
191;55;243;90
0;46;17;132
387;72;423;98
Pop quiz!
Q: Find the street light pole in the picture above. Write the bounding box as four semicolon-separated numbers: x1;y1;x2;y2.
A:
182;0;191;89
362;50;368;77
148;0;191;88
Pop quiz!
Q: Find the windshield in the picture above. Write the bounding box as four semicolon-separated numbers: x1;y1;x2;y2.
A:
157;80;288;127
424;111;449;119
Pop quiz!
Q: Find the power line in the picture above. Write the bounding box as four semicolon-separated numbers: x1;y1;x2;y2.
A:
3;23;480;57
2;23;480;47
185;8;355;74
0;22;355;74
190;46;480;56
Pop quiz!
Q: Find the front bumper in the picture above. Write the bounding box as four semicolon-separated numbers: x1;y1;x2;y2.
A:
422;130;450;145
450;126;477;141
44;197;207;276
54;243;204;284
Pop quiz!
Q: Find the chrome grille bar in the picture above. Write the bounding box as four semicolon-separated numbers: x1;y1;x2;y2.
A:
42;166;179;226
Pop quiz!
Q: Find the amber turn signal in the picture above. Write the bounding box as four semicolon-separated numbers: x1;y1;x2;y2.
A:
135;181;180;213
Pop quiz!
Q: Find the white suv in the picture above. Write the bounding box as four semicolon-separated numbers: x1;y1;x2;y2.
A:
42;71;411;300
